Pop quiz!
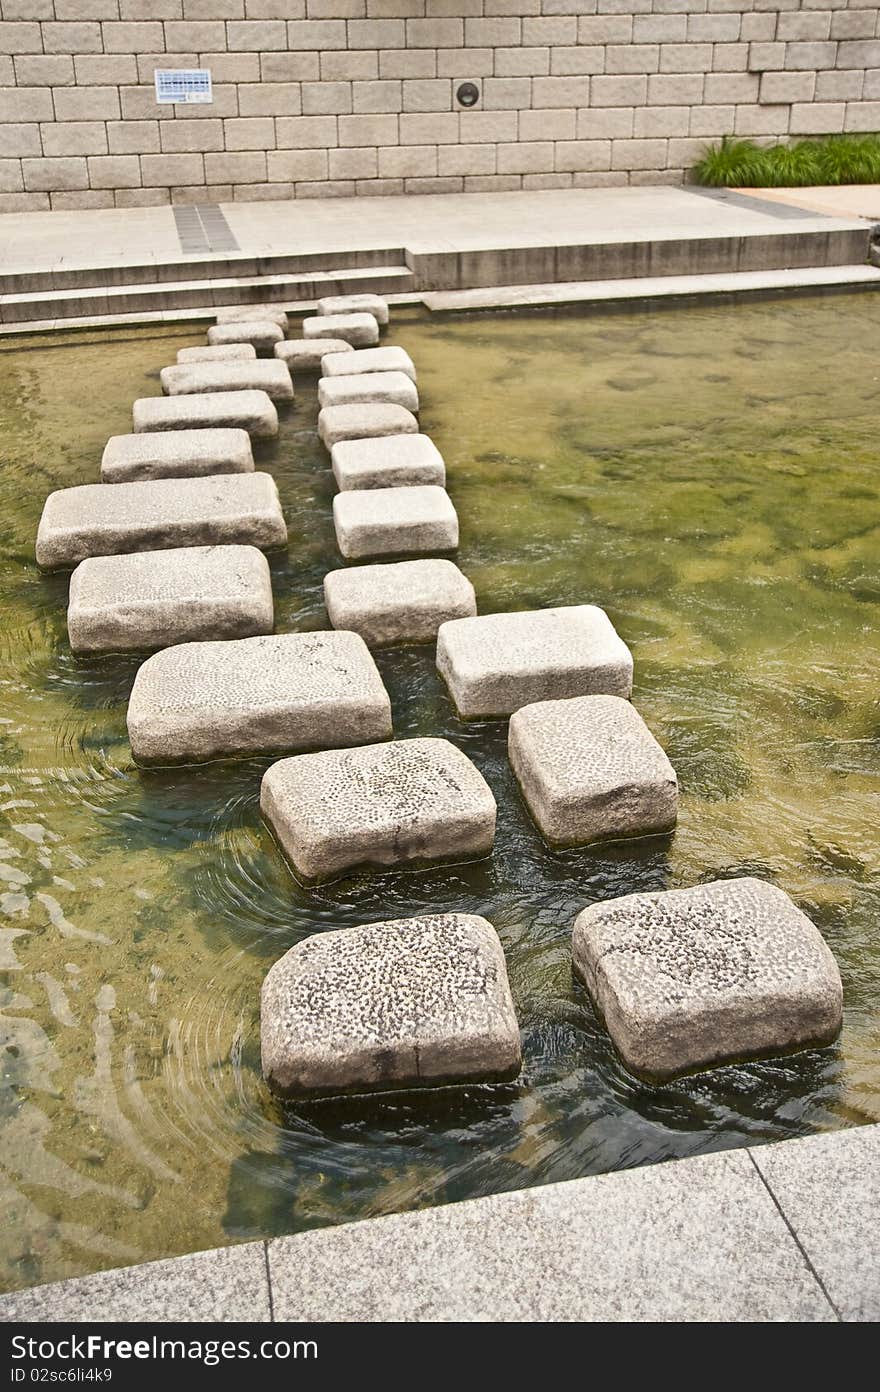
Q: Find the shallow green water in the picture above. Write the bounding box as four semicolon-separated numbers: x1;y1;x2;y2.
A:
1;295;878;1293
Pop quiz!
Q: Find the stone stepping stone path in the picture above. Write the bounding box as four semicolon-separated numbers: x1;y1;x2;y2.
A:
321;345;416;383
215;305;289;331
331;433;445;491
262;736;496;883
67;544;273;655
316;293;390;325
101;428;254;483
159;360;295;402
318;401;418;449
207;320;284;353
260;913;521;1099
177;343;257;365
303;312;380;347
437;605;634;719
127;631;392;766
36;472;286;569
333;484;459;560
324;558;476;647
317;370;418;413
571;878;844;1080
132;388;278;438
509;695;678;848
274;338;350;372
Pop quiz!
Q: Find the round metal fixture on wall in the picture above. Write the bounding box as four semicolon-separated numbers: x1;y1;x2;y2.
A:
456;82;480;108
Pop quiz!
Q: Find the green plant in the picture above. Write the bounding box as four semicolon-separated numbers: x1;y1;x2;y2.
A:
692;132;880;187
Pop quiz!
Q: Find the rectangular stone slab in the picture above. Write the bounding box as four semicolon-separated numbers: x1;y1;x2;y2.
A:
215;305;289;331
436;606;634;719
302;313;379;348
101;428;254;483
260;912;520;1098
315;293;390;326
262;737;496;881
331;433;445;491
571;877;844;1080
275;338;350;372
36;472;287;569
324;559;476;647
67;544;274;655
160;360;294;402
318;402;418;449
333;485;458;560
127;630;392;766
318;371;418;413
320;345;416;383
177;344;257;364
508;694;678;847
207;321;284;353
132;390;278;438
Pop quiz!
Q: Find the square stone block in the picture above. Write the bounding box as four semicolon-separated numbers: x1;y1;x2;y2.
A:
303;313;380;348
318;370;418;413
36;473;287;570
132;390;278;438
332;433;445;491
260;912;521;1098
321;346;416;383
509;695;677;847
324;558;476;647
67;544;273;655
127;630;392;766
318;402;418;449
572;877;844;1080
160;360;294;402
207;321;285;353
262;736;496;881
177;344;257;364
275;338;351;372
101;428;254;484
437;606;634;719
216;305;289;331
333;485;458;560
315;293;389;326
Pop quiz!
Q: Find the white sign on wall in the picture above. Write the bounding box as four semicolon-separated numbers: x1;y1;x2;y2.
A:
154;69;213;105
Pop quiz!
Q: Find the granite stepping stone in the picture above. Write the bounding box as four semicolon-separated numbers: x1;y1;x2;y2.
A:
274;338;350;372
215;305;289;331
132;390;278;438
315;293;390;326
571;877;844;1079
318;370;418;413
324;558;476;647
207;321;284;354
101;428;254;484
333;485;458;560
127;630;392;766
160;360;294;402
509;695;678;847
262;736;496;882
36;472;286;569
321;346;416;383
177;344;257;364
318;402;418;449
67;544;273;655
331;433;445;491
303;313;379;348
437;606;634;720
260;912;521;1098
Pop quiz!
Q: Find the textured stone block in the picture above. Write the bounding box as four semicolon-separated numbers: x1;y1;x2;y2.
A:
437;606;634;720
67;545;274;655
324;558;476;647
132;390;279;438
274;337;350;371
260;912;520;1097
509;695;677;847
333;485;458;560
101;428;254;484
262;736;496;881
571;878;844;1080
36;473;287;569
318;402;418;449
207;321;285;353
331;433;445;491
318;370;419;413
160;360;294;402
215;305;289;331
176;344;258;365
127;630;392;766
302;313;380;347
315;293;389;325
320;345;417;383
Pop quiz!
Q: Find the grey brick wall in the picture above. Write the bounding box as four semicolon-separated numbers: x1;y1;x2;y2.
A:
0;1;878;211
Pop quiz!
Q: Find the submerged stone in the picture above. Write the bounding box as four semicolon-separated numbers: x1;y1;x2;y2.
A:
101;428;254;483
274;338;350;372
207;321;285;353
318;402;418;449
177;344;257;364
215;305;289;331
320;345;416;383
571;877;844;1079
160;360;294;402
331;433;445;491
324;558;476;647
260;912;521;1098
303;313;379;348
333;485;458;560
315;293;389;326
132;390;278;438
318;370;418;413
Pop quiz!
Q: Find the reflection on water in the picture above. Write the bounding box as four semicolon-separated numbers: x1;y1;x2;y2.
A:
0;296;878;1292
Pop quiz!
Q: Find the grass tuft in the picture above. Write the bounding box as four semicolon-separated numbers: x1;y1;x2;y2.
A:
692;132;880;187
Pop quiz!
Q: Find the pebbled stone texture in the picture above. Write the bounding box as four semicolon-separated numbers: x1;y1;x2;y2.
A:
303;313;380;348
333;484;458;560
132;390;278;438
318;401;418;450
274;338;350;372
331;432;445;491
315;293;389;326
177;344;257;365
318;370;418;413
207;321;285;354
321;345;416;383
324;558;476;647
101;428;254;484
215;305;289;331
160;360;294;402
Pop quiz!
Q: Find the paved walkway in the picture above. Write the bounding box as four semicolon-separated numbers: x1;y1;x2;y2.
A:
737;184;880;222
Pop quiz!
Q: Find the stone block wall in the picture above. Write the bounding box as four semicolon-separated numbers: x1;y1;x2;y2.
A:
1;1;879;212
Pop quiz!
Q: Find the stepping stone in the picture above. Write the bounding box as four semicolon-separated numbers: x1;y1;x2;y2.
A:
177;344;257;364
571;877;844;1080
101;428;254;483
321;345;417;383
207;321;284;353
303;313;379;348
274;338;350;372
318;402;417;449
36;472;287;569
333;485;458;560
67;544;273;655
215;305;289;331
262;737;496;881
318;370;418;413
324;559;476;647
127;630;392;766
331;433;445;491
437;606;634;720
509;695;677;847
260;912;521;1098
132;390;278;438
160;360;294;402
315;293;390;326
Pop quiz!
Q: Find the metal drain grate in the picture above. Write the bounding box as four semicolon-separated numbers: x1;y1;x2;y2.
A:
197;204;240;253
172;203;240;254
